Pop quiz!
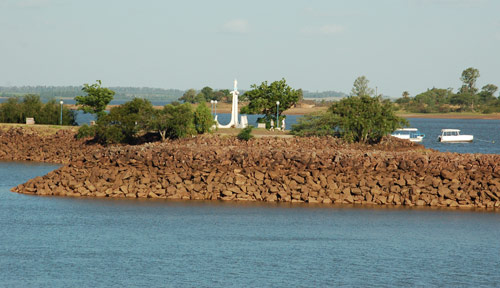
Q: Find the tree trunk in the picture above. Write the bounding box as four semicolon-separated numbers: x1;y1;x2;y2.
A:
159;130;166;142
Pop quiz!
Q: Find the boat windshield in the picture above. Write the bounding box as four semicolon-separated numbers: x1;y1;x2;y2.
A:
443;131;459;136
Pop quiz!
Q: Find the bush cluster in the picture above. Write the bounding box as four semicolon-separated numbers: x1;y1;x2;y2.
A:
237;126;254;141
292;95;407;144
79;99;214;145
0;95;76;125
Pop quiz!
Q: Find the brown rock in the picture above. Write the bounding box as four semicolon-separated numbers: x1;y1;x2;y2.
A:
415;200;426;206
441;170;455;181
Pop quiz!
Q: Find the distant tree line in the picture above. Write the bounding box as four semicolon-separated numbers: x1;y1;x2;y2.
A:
179;85;345;105
302;90;347;99
0;86;185;102
1;85;349;105
0;94;76;125
179;87;232;103
395;67;499;113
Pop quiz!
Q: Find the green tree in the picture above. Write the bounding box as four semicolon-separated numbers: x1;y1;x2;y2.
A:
61;106;77;126
351;76;374;97
297;88;304;103
460;67;480;95
237;126;254;141
0;97;22;123
22;94;42;121
148;109;170;141
38;99;59;124
75;80;115;120
328;95;407;143
478;84;498;103
240;78;300;124
93;98;153;144
147;103;196;140
482;84;498;96
395;91;411;107
217;89;231;103
200;86;214;100
195;92;206;103
179;89;197;103
292;95;406;143
213;90;229;102
163;103;195;139
0;96;76;125
193;102;214;134
397;88;455;113
291;112;338;137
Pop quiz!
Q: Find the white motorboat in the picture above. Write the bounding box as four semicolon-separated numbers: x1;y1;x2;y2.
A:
391;128;425;142
438;129;473;143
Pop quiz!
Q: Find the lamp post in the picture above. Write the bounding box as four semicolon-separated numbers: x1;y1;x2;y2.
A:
59;100;63;125
276;101;280;130
210;100;214;116
214;100;217;117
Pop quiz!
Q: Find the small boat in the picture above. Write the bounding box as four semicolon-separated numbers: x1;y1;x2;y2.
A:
438;129;473;143
391;128;425;142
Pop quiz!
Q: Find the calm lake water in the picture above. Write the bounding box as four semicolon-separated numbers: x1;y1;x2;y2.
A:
1;162;500;287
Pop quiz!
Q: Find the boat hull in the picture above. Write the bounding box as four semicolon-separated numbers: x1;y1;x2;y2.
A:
438;136;473;143
392;135;424;142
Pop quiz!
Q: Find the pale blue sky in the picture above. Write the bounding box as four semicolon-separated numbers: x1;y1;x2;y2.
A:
1;0;499;97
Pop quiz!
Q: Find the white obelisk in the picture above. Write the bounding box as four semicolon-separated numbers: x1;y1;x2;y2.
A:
217;79;239;128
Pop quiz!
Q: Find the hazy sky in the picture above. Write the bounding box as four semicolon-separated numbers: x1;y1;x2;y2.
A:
1;0;499;97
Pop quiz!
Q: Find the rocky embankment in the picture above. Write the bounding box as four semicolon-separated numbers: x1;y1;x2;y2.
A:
3;127;500;209
0;128;101;164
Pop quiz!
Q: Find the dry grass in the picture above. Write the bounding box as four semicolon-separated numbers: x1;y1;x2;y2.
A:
0;123;78;136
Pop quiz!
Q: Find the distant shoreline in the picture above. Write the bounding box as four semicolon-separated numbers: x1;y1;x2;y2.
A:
4;96;499;119
397;113;500;120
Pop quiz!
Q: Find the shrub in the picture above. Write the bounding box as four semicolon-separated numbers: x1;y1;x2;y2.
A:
90;98;153;144
194;102;214;134
76;124;96;139
94;123;125;144
329;95;407;143
237;126;254;141
162;103;195;139
291;112;338;137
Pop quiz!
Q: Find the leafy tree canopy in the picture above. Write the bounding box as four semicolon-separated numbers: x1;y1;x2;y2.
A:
290;112;339;137
240;78;301;123
179;89;197;103
162;103;195;139
194;102;214;134
75;80;115;119
460;67;480;95
293;76;406;143
351;76;374;97
94;98;153;144
179;87;229;103
328;95;407;143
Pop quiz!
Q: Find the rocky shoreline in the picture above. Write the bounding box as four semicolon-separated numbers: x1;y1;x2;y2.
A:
2;127;500;210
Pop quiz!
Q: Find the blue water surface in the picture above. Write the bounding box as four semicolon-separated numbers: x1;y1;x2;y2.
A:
1;162;500;287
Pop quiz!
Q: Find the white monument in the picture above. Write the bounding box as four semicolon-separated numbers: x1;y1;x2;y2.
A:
216;79;248;129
